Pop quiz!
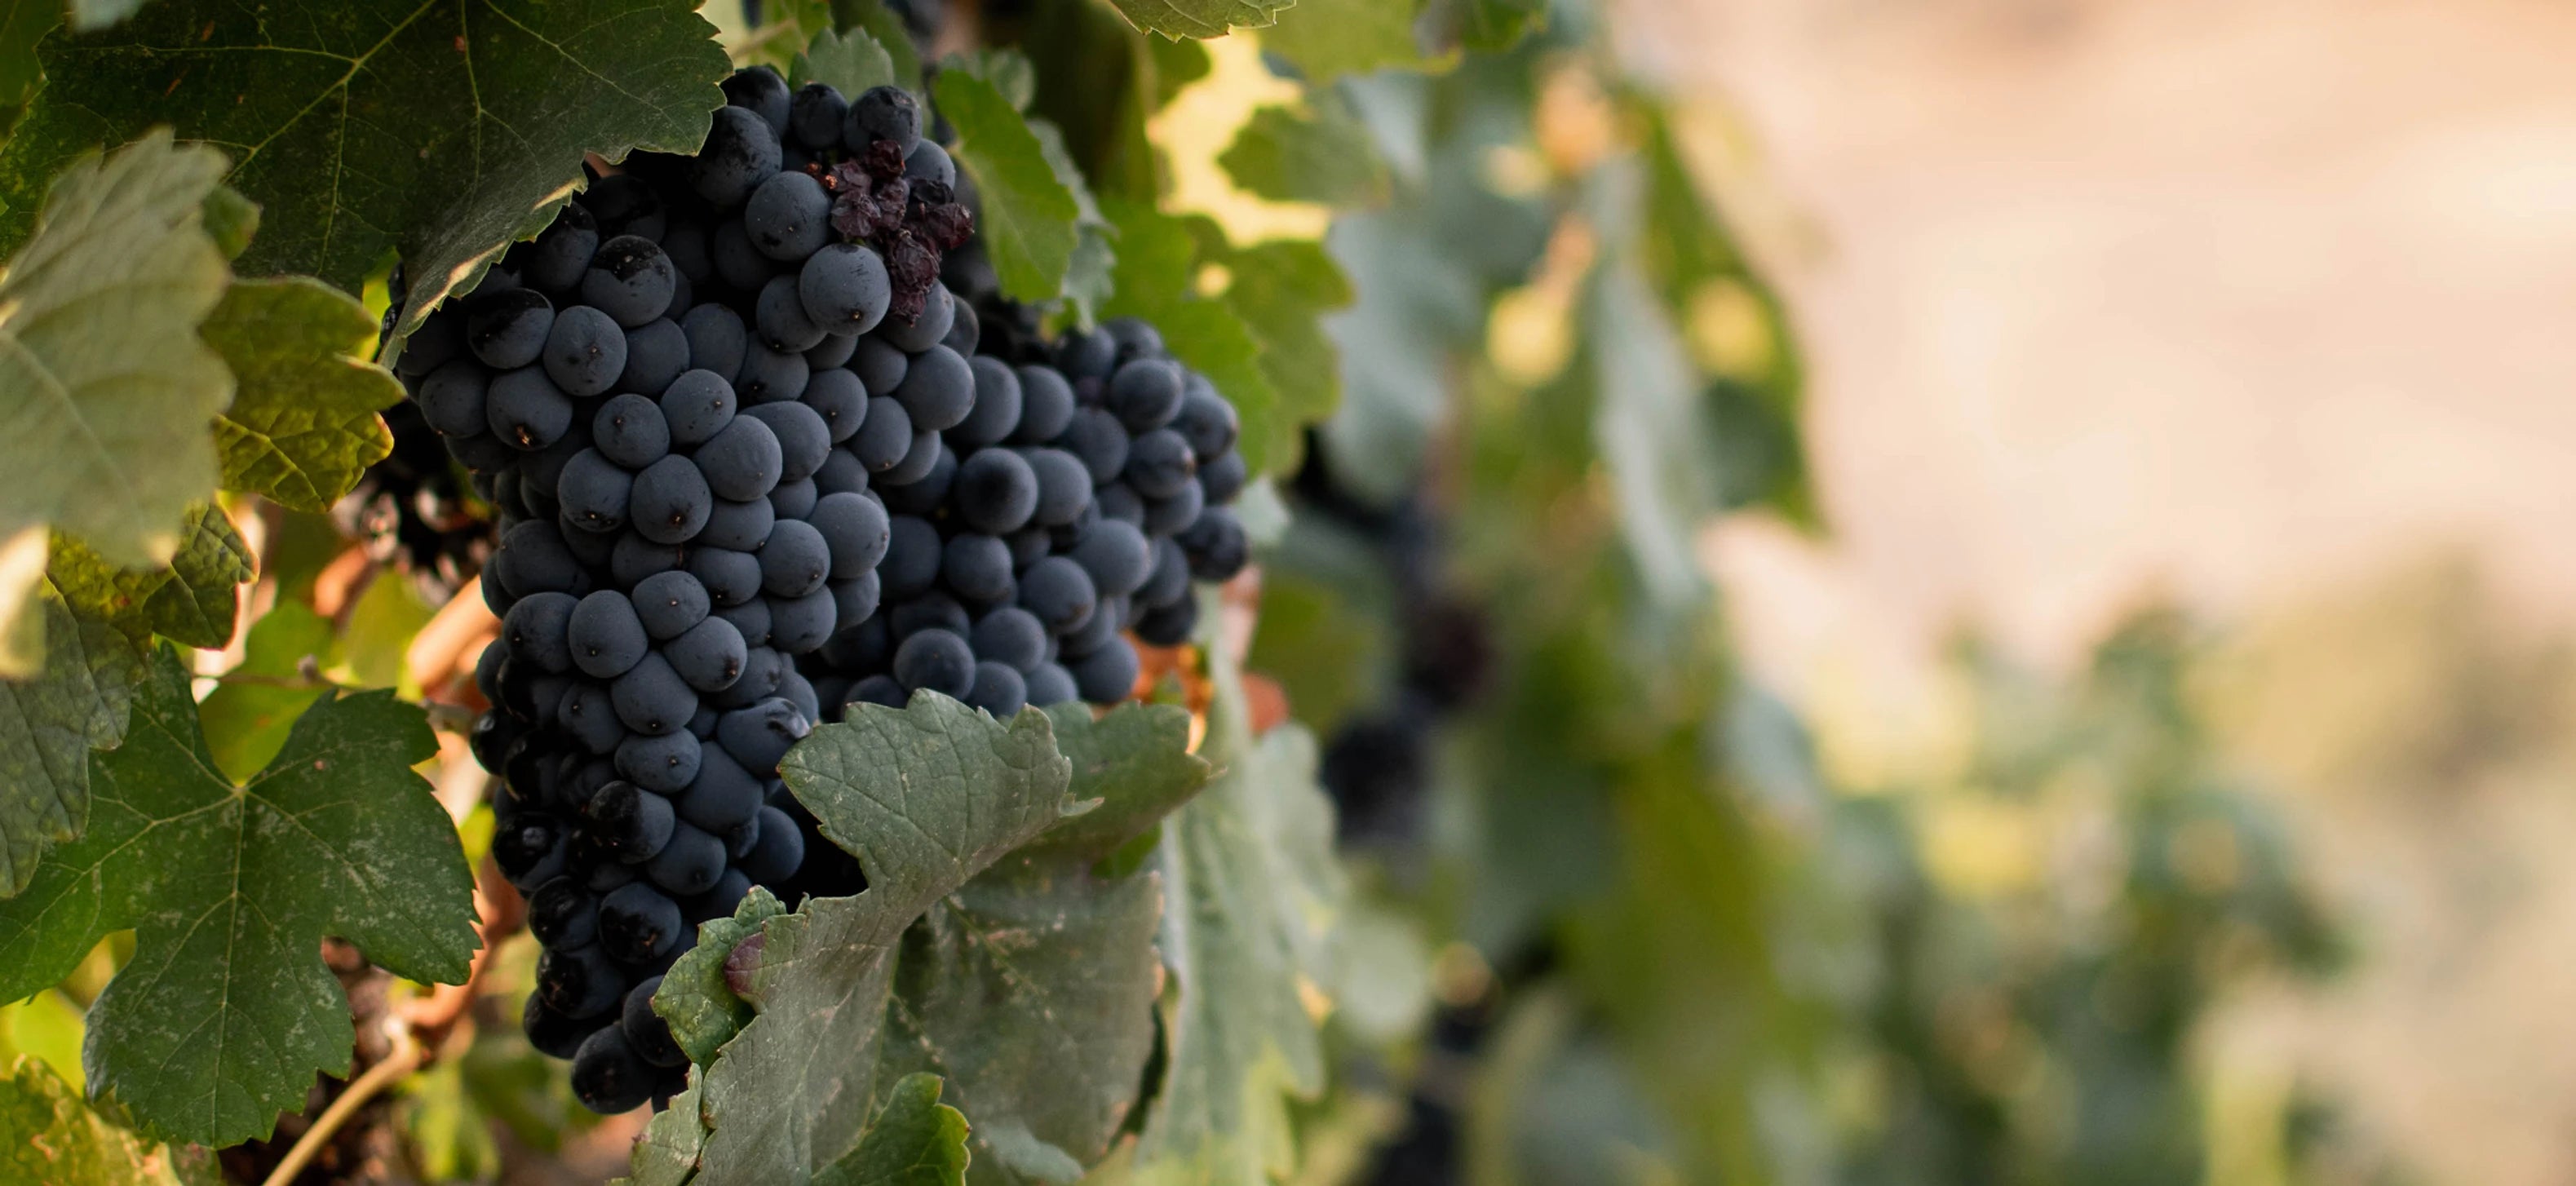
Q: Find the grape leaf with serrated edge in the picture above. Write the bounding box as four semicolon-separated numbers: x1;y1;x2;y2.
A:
657;885;792;1065
875;703;1211;1183
613;1080;707;1186
0;1055;208;1186
832;0;921;88
809;1073;971;1186
46;502;254;654
206;277;404;514
0;131;232;674
1126;602;1346;1186
663;695;1074;1184
0;648;476;1147
0;0;730;335
934;69;1079;308
1097;197;1281;474
0;586;144;898
1101;0;1294;40
792;27;899;99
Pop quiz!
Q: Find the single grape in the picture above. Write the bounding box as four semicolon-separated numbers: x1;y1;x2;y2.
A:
696;416;785;502
570;589;651;679
582;236;677;328
1068;637;1140;704
619;318;691;397
851;396;914;471
966;662;1027;719
1072;519;1153;599
417;359;492;437
830;571;883;633
848;674;908;710
949;356;1023;448
544;305;628;396
851;335;908;394
953;448;1039;534
880;516;943;600
799;242;892;334
893;628;976;698
611;653;697;736
789;82;848;151
1198;449;1247;504
970;607;1048;673
598;883;685;965
755;272;830;352
666;615;749;693
675;754;762;832
737;805;806;883
1180;507;1250;581
680;306;749;385
504;591;579;674
724;64;792;133
943;297;980;356
659;369;737;445
622;976;690;1069
906;140;956;188
528;878;599;949
644;820;728;896
757;519;831;599
877;441;954;516
615;728;702;794
693;105;785;206
806;331;860;370
892;343;976;431
487;365;575;449
1138;537;1191;608
814;446;870;496
396;309;464;378
1107;359;1184;433
715;599;772;651
1056;408;1131;485
1018;557;1098;635
745;170;831;262
1025;662;1079;707
494;520;583;597
1174;378;1241;459
631;454;714;545
560;681;631;755
1094;483;1144;527
875;284;954;353
768;586;839;653
845;85;923;156
802;368;868;443
1055;328;1116;380
891;593;972;639
1123;428;1197;499
746;401;832;484
593;393;671;469
1011;365;1077;443
540;944;626;1020
699;495;775;551
688;547;764;607
737;341;811;404
1142;480;1204;537
633;571;710;640
1020;447;1092;528
555;449;633;534
941;533;1016;604
467;288;555;370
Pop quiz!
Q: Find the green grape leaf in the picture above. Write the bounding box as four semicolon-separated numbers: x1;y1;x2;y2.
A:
934;69;1079;308
684;696;1073;1184
1258;0;1436;84
833;0;921;89
1586;258;1718;611
1129;614;1345;1186
1101;0;1293;40
47;503;254;652
0;1055;210;1186
1026;117;1115;321
0;0;731;330
1218;238;1353;454
879;703;1211;1182
195;599;337;782
1099;197;1281;474
0;131;232;668
0;648;477;1147
616;1080;708;1186
0;584;145;897
792;26;899;99
1219;104;1388;207
809;1073;971;1186
206;277;403;514
943;49;1037;113
656;885;792;1066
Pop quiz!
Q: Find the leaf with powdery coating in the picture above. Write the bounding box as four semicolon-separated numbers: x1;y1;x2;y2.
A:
877;703;1211;1183
684;695;1072;1184
0;648;476;1147
208;278;404;514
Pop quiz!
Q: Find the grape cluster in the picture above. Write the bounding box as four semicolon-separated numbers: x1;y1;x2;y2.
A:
392;66;1251;1113
795;310;1254;719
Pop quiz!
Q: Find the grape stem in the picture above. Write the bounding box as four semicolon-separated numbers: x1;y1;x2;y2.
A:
257;1030;420;1186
